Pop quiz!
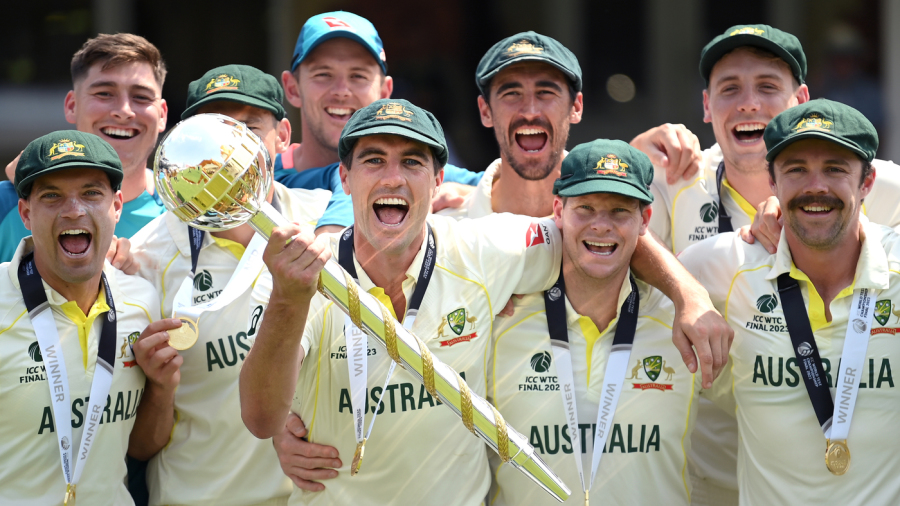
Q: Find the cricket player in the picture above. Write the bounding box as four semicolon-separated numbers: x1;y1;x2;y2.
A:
489;139;701;505
277;11;484;233
127;65;331;506
680;99;900;505
0;130;179;505
240;98;564;505
646;25;900;504
0;34;169;263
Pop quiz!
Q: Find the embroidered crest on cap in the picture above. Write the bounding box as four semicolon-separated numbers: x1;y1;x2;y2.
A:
375;102;414;122
793;113;834;133
594;154;629;176
506;40;544;57
205;74;241;94
730;27;765;36
49;139;86;160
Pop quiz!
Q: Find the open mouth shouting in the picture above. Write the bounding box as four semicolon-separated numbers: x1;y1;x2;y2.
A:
373;197;409;227
732;122;766;145
100;126;138;141
584;240;617;256
325;106;356;121
514;126;549;154
58;228;93;258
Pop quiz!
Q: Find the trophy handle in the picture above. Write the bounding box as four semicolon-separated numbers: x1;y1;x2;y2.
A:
248;201;292;239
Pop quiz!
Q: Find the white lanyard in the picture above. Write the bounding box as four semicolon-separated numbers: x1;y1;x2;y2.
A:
18;254;117;504
545;273;639;504
172;230;267;321
827;288;874;441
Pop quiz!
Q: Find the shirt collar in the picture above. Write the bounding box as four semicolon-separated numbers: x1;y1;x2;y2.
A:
354;222;431;307
563;268;638;327
8;237;125;313
463;158;501;219
766;216;889;290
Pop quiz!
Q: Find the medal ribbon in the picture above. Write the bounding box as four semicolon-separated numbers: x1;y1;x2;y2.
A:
18;252;117;503
173;192;283;321
339;225;437;451
715;161;734;234
777;274;874;443
544;270;639;501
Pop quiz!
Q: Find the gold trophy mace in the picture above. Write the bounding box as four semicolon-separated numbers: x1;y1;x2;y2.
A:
154;113;571;502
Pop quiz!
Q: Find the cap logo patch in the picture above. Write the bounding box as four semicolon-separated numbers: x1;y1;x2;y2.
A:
793;113;834;133
594;154;628;177
49;139;86;160
506;40;544;57
375;102;414;122
205;74;241;94
323;16;355;31
730;27;765;36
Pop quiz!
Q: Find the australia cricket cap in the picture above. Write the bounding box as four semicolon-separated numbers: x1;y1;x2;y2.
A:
183;64;285;120
476;31;582;96
16;130;123;198
339;99;449;167
291;11;387;74
554;139;654;203
764;98;878;162
700;24;807;85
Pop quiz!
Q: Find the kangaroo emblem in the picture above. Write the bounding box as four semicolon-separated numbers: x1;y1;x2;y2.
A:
118;340;129;359
438;319;448;338
662;360;676;381
626;359;642;380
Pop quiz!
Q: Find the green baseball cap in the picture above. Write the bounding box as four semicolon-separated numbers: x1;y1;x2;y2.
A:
15;130;123;198
183;64;285;120
700;24;807;86
554;139;654;203
764;98;878;162
338;99;449;167
476;31;582;97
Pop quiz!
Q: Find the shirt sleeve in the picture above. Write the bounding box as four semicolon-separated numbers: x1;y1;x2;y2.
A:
648;167;674;252
863;159;900;228
678;232;747;309
442;164;484;186
453;214;562;304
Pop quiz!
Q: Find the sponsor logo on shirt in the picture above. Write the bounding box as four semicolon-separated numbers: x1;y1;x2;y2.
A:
752;355;894;389
20;341;46;383
193;270;222;304
518;351;558;391
525;222;550;248
700;201;718;223
438;308;478;347
630;355;676;391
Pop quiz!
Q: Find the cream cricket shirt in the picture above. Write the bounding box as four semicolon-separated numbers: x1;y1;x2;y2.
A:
680;221;900;505
653;146;900;494
290;212;561;505
0;238;156;506
437;158;500;220
130;183;330;506
650;145;900;254
488;275;700;506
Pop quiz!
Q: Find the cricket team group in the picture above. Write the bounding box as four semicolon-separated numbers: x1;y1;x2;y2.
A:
1;9;897;506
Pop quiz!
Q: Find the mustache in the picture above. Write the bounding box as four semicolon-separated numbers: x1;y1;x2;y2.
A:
787;194;845;211
508;118;554;139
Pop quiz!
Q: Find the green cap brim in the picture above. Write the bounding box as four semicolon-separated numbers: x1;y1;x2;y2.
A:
702;35;803;84
343;124;448;166
478;57;579;94
16;160;123;198
182;92;284;120
556;178;654;204
765;130;870;162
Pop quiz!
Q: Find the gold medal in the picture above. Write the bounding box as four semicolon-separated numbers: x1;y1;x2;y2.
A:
64;483;76;505
350;438;367;476
825;439;851;475
168;316;199;350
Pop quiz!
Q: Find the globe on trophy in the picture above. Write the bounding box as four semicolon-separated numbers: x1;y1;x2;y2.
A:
153;113;570;502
